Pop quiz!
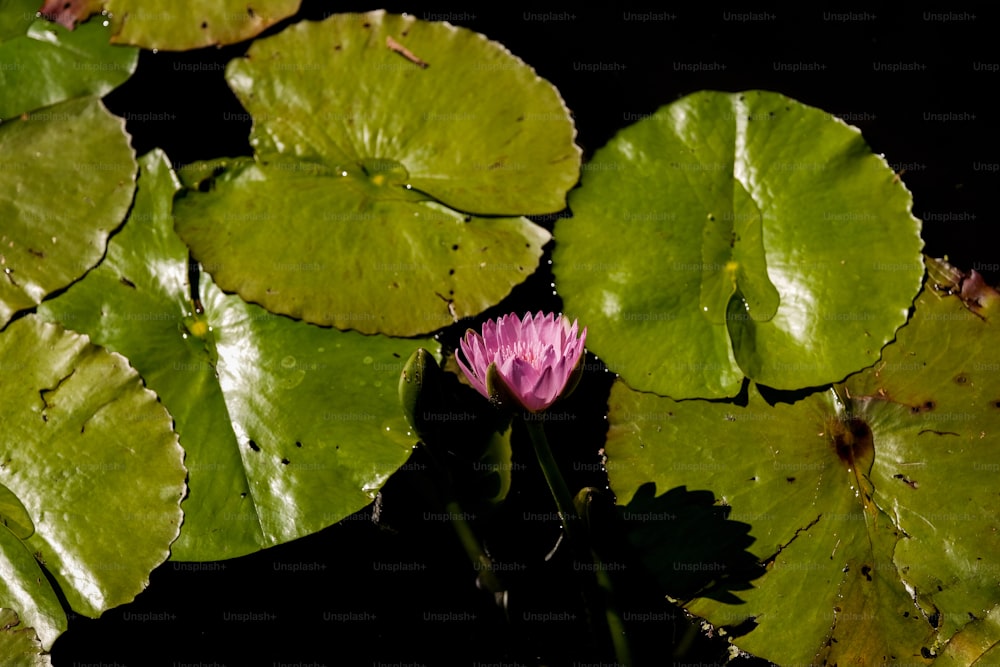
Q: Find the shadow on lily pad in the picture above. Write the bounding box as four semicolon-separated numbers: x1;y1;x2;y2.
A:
622;483;765;606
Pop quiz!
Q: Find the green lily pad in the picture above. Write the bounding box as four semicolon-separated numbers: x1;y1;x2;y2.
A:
605;258;1000;665
39;150;441;560
0;96;137;327
0;608;52;667
37;0;300;51
0;17;137;121
935;604;1000;666
0;483;33;539
0;528;63;653
174;159;551;336
554;90;924;399
174;10;579;336
0;0;39;42
0;315;186;649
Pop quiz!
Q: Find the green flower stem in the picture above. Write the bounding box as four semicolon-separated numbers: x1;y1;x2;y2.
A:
524;417;581;541
592;553;632;666
523;416;632;666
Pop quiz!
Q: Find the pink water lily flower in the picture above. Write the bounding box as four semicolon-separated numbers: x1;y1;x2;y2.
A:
457;311;587;413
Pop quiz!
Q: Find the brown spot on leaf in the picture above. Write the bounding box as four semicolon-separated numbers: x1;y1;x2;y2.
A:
954;373;969;386
861;564;872;581
832;417;874;467
248;439;260;452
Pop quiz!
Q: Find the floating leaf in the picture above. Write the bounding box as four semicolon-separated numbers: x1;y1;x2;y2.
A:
39;150;440;560
605;258;1000;665
37;0;300;51
0;96;137;327
174;10;579;335
0;0;39;42
0;528;63;652
0;17;137;120
554;90;923;399
0;316;185;649
935;604;1000;666
0;608;52;667
0;483;33;539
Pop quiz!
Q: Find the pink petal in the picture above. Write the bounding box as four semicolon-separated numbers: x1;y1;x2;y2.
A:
496;313;519;351
526;365;559;411
462;331;488;371
539;344;558;371
457;334;489;397
507;356;540;396
481;318;500;354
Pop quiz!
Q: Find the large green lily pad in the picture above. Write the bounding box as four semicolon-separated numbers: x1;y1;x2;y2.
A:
0;15;137;121
174;10;578;336
37;0;300;51
39;150;440;561
554;90;924;399
0;96;137;327
0;315;185;650
606;258;1000;665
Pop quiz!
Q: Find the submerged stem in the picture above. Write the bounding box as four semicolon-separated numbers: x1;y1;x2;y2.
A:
416;443;507;608
523;415;632;666
444;498;505;605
